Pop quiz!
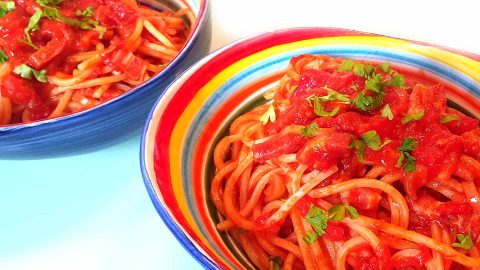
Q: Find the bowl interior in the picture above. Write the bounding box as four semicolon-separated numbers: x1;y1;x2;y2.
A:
141;28;480;269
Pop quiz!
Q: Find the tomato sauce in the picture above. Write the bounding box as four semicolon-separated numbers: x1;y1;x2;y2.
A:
0;0;189;124
253;55;480;238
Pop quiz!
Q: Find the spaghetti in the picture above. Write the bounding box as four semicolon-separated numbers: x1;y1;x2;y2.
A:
211;54;480;269
0;0;191;125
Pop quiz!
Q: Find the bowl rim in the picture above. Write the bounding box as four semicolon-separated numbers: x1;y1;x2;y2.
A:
0;0;210;131
140;26;480;270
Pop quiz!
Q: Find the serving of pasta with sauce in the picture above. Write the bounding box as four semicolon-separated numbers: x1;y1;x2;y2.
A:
211;54;480;269
0;0;191;125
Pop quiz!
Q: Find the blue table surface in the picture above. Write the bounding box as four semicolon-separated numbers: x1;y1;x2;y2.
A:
0;134;201;270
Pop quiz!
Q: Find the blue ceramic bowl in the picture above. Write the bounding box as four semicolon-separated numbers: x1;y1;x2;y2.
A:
0;0;211;159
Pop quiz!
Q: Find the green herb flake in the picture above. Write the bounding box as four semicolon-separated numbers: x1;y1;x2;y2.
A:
363;64;375;78
440;115;460;124
365;74;386;94
313;96;340;117
36;0;63;6
353;63;366;77
0;1;15;18
360;130;382;151
352;63;375;78
402;111;425;124
302;231;319;245
398;137;418;152
353;92;374;111
305;205;328;236
396;137;418;173
381;104;394;120
377;62;391;74
13;64;47;83
0;49;8;63
61;16;106;38
43;6;61;19
337;59;355;72
328;204;359;221
301;123;319;138
350;139;367;161
452;233;474;250
317;88;351;104
389;74;405;88
76;6;94;17
269;256;282;270
23;8;44;47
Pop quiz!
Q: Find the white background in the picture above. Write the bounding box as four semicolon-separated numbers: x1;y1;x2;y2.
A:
1;0;479;270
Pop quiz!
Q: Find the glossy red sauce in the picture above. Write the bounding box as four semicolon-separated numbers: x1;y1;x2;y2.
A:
0;0;188;124
253;55;480;256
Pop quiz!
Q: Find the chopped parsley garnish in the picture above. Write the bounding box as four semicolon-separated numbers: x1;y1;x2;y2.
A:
316;88;351;103
402;111;425;124
360;130;382;151
352;74;387;111
396;137;418;173
36;0;63;6
381;104;394;120
351;131;391;161
0;49;8;63
354;63;377;78
260;104;276;125
269;256;281;270
301;123;319;138
0;1;15;18
328;204;359;221
302;231;319;245
306;88;351;117
337;59;355;72
303;204;359;245
365;74;387;93
350;139;367;161
43;5;61;18
389;74;405;88
353;92;374;111
398;137;418;152
440;115;460;123
13;64;47;82
337;59;375;78
76;6;94;17
305;205;328;236
23;8;43;49
310;96;340;117
23;5;105;48
452;233;474;250
377;62;391;73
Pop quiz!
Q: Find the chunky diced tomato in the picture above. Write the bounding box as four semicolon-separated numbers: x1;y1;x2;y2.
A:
461;128;480;160
437;201;473;216
0;74;50;120
290;69;330;100
342;188;382;210
266;99;316;134
324;221;349;241
444;108;480;135
297;131;351;169
326;72;355;93
253;126;307;162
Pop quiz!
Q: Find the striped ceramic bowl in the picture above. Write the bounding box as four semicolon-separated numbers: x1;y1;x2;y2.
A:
0;0;210;159
140;28;480;269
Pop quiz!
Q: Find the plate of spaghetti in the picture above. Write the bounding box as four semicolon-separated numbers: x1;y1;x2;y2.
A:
140;28;480;269
0;0;210;158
